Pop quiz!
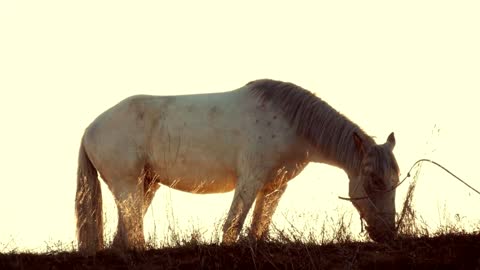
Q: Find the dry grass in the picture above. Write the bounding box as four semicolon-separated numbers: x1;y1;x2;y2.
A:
1;229;479;269
396;160;429;237
2;203;479;269
2;161;480;269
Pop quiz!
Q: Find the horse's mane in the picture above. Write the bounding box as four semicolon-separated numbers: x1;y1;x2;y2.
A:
247;79;374;170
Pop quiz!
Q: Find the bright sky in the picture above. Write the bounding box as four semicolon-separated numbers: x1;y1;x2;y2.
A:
1;1;479;252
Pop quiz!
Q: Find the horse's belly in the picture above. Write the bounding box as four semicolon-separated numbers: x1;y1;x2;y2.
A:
154;165;237;194
159;178;236;194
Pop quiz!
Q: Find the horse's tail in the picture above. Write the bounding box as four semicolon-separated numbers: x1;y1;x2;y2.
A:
75;136;103;254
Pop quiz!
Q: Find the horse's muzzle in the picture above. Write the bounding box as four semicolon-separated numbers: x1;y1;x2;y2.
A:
365;213;396;243
367;226;396;243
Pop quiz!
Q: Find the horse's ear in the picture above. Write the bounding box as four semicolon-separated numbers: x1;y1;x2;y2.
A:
387;132;396;150
353;132;365;156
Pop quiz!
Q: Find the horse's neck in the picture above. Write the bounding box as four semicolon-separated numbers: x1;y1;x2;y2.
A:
308;133;374;176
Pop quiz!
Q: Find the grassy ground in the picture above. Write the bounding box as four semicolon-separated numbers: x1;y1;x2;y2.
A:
2;162;479;269
1;232;479;270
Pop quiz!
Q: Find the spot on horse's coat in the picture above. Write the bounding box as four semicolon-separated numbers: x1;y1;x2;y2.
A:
137;111;144;121
208;106;222;122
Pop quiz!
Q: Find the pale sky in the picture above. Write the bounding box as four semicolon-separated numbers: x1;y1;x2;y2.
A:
1;1;479;252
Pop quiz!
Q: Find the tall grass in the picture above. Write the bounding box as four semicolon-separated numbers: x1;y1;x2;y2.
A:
396;160;429;237
2;173;479;270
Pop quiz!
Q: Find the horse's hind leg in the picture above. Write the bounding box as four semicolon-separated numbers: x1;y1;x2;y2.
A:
250;184;287;240
111;176;145;250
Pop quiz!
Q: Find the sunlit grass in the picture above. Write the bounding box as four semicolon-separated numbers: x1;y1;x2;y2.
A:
2;159;480;268
2;189;478;254
1;201;479;269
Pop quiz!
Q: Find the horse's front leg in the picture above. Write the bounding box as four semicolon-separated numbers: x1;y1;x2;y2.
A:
249;184;287;241
222;172;265;244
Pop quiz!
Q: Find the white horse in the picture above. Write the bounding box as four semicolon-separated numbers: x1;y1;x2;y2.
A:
75;79;399;253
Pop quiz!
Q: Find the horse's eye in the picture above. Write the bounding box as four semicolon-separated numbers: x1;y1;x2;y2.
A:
371;174;385;188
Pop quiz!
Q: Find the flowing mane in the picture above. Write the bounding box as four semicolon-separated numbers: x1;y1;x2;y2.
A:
247;79;375;170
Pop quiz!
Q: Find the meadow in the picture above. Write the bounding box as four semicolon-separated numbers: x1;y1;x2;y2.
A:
1;168;479;270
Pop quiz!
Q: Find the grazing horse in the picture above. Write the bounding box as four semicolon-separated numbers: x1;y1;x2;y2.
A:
75;79;399;253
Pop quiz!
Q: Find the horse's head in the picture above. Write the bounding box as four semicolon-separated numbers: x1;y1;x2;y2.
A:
349;132;399;242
